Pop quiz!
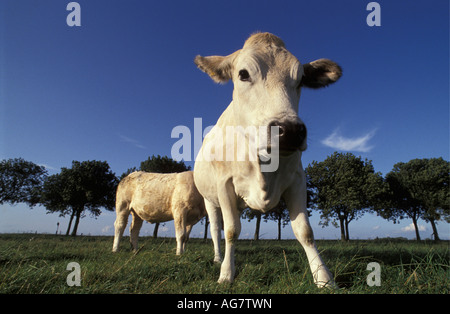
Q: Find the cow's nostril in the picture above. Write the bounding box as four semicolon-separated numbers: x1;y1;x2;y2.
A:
268;120;306;151
298;124;306;136
269;121;281;136
295;123;307;141
269;121;284;136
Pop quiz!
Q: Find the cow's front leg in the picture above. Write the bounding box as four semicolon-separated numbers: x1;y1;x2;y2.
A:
204;199;223;263
217;180;241;284
284;171;335;288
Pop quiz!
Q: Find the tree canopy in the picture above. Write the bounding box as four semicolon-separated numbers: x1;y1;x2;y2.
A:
0;158;48;207
120;154;191;180
306;152;385;241
40;160;118;236
382;158;449;241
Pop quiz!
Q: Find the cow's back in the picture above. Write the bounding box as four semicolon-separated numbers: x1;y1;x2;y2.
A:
117;171;205;225
121;171;178;223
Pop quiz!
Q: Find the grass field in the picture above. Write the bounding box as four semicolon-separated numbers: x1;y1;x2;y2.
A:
0;233;448;294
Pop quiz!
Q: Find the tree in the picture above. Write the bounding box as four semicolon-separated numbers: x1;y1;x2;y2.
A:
121;155;191;238
243;208;263;240
140;155;191;173
263;199;290;240
0;158;48;207
41;160;118;236
306;152;385;241
120;155;191;180
382;158;449;241
417;158;449;241
242;171;317;241
243;199;291;241
201;215;210;241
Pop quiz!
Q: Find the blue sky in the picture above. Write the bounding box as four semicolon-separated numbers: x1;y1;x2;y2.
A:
1;0;449;240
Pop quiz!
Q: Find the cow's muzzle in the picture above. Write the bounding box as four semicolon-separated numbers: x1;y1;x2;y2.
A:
268;120;307;152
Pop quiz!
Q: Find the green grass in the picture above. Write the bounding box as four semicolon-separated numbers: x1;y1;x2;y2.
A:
0;233;448;294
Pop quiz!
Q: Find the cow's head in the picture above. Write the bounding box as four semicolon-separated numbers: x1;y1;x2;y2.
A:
195;32;341;154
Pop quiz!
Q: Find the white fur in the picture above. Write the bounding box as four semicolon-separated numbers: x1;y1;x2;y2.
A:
112;171;206;255
193;32;341;287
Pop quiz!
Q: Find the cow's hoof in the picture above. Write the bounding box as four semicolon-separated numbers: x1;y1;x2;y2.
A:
315;280;338;289
217;276;233;284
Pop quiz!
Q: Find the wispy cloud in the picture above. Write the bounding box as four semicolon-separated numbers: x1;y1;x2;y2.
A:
38;163;57;171
102;225;112;234
401;223;426;232
321;128;376;153
119;134;147;149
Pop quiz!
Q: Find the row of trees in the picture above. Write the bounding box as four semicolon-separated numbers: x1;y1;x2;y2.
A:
0;156;188;236
307;153;449;241
0;158;118;236
1;153;449;240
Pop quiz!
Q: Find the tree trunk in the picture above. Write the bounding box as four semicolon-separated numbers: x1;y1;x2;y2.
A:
66;210;75;236
254;213;261;241
153;222;160;238
203;217;209;241
339;216;346;242
277;216;282;240
429;218;440;242
344;217;350;241
71;208;82;237
412;216;421;241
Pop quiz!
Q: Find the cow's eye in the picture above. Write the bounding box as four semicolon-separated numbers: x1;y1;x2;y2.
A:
239;69;250;82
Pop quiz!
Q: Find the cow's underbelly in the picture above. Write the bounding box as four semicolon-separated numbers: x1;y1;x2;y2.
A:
240;193;281;212
234;158;301;212
132;204;174;223
236;178;285;212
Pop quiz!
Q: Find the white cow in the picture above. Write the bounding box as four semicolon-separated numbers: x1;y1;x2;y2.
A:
112;171;206;255
193;32;342;287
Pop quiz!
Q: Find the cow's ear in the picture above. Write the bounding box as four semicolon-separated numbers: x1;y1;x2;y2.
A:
302;59;342;89
194;50;240;84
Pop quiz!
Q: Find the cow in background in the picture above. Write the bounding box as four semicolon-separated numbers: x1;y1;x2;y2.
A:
112;171;206;255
